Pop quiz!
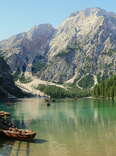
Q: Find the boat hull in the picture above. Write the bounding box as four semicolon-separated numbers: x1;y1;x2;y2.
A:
3;129;36;141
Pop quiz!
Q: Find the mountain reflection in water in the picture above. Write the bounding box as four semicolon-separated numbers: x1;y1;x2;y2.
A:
0;98;116;156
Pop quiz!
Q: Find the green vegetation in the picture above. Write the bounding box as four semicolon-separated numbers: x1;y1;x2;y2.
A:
97;73;102;82
32;61;46;73
102;49;116;56
13;70;21;81
36;84;90;99
56;50;70;57
13;71;32;83
56;41;80;58
92;75;116;100
0;50;5;59
78;74;94;89
86;56;92;62
19;75;32;83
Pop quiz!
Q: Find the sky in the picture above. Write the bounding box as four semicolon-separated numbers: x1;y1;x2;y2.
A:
0;0;116;40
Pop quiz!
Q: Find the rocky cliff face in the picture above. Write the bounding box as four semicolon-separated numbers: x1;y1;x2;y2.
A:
0;8;116;85
40;8;116;83
0;24;55;76
0;57;27;98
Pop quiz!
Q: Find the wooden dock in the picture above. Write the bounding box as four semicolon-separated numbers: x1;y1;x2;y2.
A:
10;141;31;156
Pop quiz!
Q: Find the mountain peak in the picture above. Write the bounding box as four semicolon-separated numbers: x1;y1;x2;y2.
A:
30;24;54;32
70;7;115;18
83;7;105;15
26;24;55;40
0;8;116;83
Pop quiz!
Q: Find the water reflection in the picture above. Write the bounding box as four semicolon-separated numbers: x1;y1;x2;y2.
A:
0;98;116;156
14;98;47;120
0;138;14;156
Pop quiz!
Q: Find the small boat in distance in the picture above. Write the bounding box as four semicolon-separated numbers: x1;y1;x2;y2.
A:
3;128;36;141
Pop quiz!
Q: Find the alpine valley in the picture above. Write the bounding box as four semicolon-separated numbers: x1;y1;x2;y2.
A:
0;8;116;96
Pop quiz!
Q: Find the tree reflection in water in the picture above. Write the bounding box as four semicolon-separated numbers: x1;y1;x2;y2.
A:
0;98;116;156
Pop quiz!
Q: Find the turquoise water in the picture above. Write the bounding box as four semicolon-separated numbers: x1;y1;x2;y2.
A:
0;98;116;156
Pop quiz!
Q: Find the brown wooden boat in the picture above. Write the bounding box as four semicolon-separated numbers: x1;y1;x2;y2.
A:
3;128;36;141
0;111;10;117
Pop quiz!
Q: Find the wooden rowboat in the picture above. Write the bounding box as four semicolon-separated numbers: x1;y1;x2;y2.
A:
0;111;10;117
3;128;36;141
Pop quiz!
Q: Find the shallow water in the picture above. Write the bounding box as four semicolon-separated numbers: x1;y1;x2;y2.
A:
0;98;116;156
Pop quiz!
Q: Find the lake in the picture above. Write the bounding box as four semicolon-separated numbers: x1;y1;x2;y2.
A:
0;98;116;156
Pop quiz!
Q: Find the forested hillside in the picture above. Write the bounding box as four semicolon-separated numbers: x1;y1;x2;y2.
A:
93;75;116;99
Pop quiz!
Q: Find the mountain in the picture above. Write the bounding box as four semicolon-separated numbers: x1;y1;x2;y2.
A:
0;8;116;88
0;24;55;76
40;8;116;84
0;56;28;98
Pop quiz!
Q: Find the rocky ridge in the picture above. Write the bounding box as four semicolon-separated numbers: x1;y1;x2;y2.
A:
0;8;116;88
